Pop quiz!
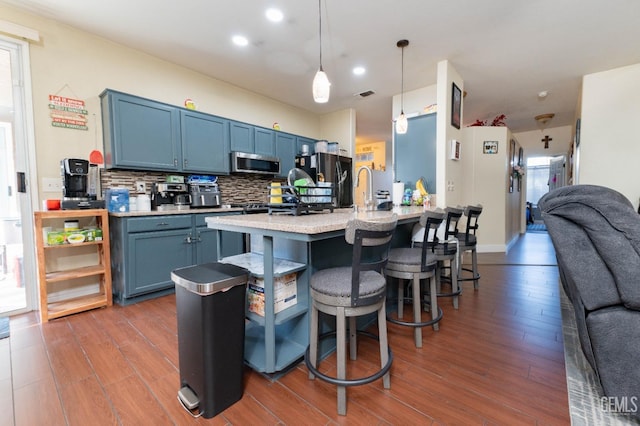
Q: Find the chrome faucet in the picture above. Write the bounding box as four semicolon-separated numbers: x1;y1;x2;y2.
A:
355;166;374;210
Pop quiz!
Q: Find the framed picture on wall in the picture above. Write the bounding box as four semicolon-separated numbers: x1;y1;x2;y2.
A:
451;82;461;129
509;139;515;193
517;147;524;192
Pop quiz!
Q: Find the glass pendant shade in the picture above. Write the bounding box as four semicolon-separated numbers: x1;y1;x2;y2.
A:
395;111;408;134
313;68;330;103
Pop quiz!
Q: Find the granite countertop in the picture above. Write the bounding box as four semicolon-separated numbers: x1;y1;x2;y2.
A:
109;206;244;217
205;205;428;235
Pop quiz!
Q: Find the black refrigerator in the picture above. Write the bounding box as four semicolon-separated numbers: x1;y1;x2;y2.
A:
295;153;353;208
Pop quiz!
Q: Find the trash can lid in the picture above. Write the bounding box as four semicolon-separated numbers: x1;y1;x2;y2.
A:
171;262;248;295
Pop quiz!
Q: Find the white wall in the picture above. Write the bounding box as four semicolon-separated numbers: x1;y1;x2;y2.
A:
513;125;571;159
579;62;640;209
461;126;520;252
320;108;355;157
0;5;326;202
436;60;464;208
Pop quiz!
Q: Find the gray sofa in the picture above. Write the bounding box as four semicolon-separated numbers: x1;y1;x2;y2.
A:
539;184;640;418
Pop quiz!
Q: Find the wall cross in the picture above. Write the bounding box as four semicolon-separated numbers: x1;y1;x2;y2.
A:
541;135;553;149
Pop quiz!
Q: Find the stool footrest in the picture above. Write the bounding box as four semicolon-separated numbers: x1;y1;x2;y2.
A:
305;330;393;387
386;298;444;327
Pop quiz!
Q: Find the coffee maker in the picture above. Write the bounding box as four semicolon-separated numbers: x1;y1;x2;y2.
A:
151;182;191;210
60;158;105;209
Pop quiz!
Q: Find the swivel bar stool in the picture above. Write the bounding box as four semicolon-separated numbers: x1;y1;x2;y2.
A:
434;206;464;309
457;204;483;289
385;209;445;348
305;215;398;416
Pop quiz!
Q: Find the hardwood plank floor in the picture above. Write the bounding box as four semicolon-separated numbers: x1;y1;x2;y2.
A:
2;231;570;425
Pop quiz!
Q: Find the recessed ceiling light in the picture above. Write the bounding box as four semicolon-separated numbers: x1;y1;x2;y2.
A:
232;35;249;47
352;66;366;76
265;8;284;22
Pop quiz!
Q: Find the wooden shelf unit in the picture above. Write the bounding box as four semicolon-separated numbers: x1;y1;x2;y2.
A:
34;209;112;322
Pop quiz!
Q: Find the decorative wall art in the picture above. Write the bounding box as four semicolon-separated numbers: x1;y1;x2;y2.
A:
509;139;515;193
451;82;461;129
450;139;461;160
483;141;498;154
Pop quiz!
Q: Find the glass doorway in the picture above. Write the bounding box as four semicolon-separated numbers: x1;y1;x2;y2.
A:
0;38;33;315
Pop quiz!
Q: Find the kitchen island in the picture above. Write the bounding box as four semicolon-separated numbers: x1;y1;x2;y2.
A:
206;205;427;374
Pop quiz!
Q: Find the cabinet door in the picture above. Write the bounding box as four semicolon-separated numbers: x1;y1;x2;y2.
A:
254;127;276;157
181;110;230;173
194;226;245;264
276;132;296;178
296;136;316;156
126;229;192;296
230;121;254;152
101;91;180;171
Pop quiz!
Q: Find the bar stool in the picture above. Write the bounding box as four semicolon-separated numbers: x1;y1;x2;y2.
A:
305;215;398;416
434;206;464;309
457;204;483;289
385;209;445;348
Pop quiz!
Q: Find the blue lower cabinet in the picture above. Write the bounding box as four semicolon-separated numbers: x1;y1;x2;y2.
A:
109;212;244;305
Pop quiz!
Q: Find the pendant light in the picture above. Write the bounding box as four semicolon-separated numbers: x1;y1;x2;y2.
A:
312;0;330;103
395;39;409;134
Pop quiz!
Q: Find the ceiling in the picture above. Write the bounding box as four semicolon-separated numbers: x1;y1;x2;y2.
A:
4;0;640;143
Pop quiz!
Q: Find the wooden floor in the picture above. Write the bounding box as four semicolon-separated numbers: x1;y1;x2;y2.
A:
0;231;569;425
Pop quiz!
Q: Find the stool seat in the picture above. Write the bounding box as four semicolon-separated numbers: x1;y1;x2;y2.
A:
387;248;438;273
311;268;386;306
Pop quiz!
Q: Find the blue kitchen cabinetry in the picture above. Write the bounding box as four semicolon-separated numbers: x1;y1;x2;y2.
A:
101;89;317;175
275;132;296;178
230;121;278;158
109;211;244;305
296;136;316;156
101;90;181;171
254;127;276;157
180;110;230;174
101;89;230;174
229;121;254;153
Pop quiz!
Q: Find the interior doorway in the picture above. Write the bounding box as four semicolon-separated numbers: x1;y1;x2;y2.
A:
0;36;36;316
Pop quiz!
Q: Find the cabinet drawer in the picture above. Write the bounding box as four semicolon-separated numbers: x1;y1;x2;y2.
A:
127;215;192;233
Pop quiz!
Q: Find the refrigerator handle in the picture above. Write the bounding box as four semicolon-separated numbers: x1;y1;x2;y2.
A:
335;160;341;205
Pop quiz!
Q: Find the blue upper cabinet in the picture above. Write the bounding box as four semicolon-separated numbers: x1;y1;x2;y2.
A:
180;110;229;174
275;132;296;178
229;121;254;153
254;127;276;157
296;136;316;156
101;90;181;171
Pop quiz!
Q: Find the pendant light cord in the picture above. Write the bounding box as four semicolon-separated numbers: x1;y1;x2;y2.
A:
400;44;404;113
318;0;323;71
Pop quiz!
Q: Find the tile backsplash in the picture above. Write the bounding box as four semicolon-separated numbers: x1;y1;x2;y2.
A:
100;169;285;205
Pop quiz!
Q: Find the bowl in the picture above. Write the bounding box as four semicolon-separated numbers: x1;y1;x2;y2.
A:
67;233;86;244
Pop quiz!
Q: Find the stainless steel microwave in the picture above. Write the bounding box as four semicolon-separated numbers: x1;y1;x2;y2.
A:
231;152;281;175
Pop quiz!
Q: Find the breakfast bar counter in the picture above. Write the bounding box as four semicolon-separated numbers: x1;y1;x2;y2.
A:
205;206;427;374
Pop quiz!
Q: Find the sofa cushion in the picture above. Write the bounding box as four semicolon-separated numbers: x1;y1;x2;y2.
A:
540;185;640;310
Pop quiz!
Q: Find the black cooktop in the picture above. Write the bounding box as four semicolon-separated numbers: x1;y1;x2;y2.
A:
230;203;269;214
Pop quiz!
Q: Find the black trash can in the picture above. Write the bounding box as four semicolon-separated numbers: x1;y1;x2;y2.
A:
172;262;248;419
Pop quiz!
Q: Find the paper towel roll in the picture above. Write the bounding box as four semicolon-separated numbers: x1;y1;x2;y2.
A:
137;194;151;211
392;182;405;206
